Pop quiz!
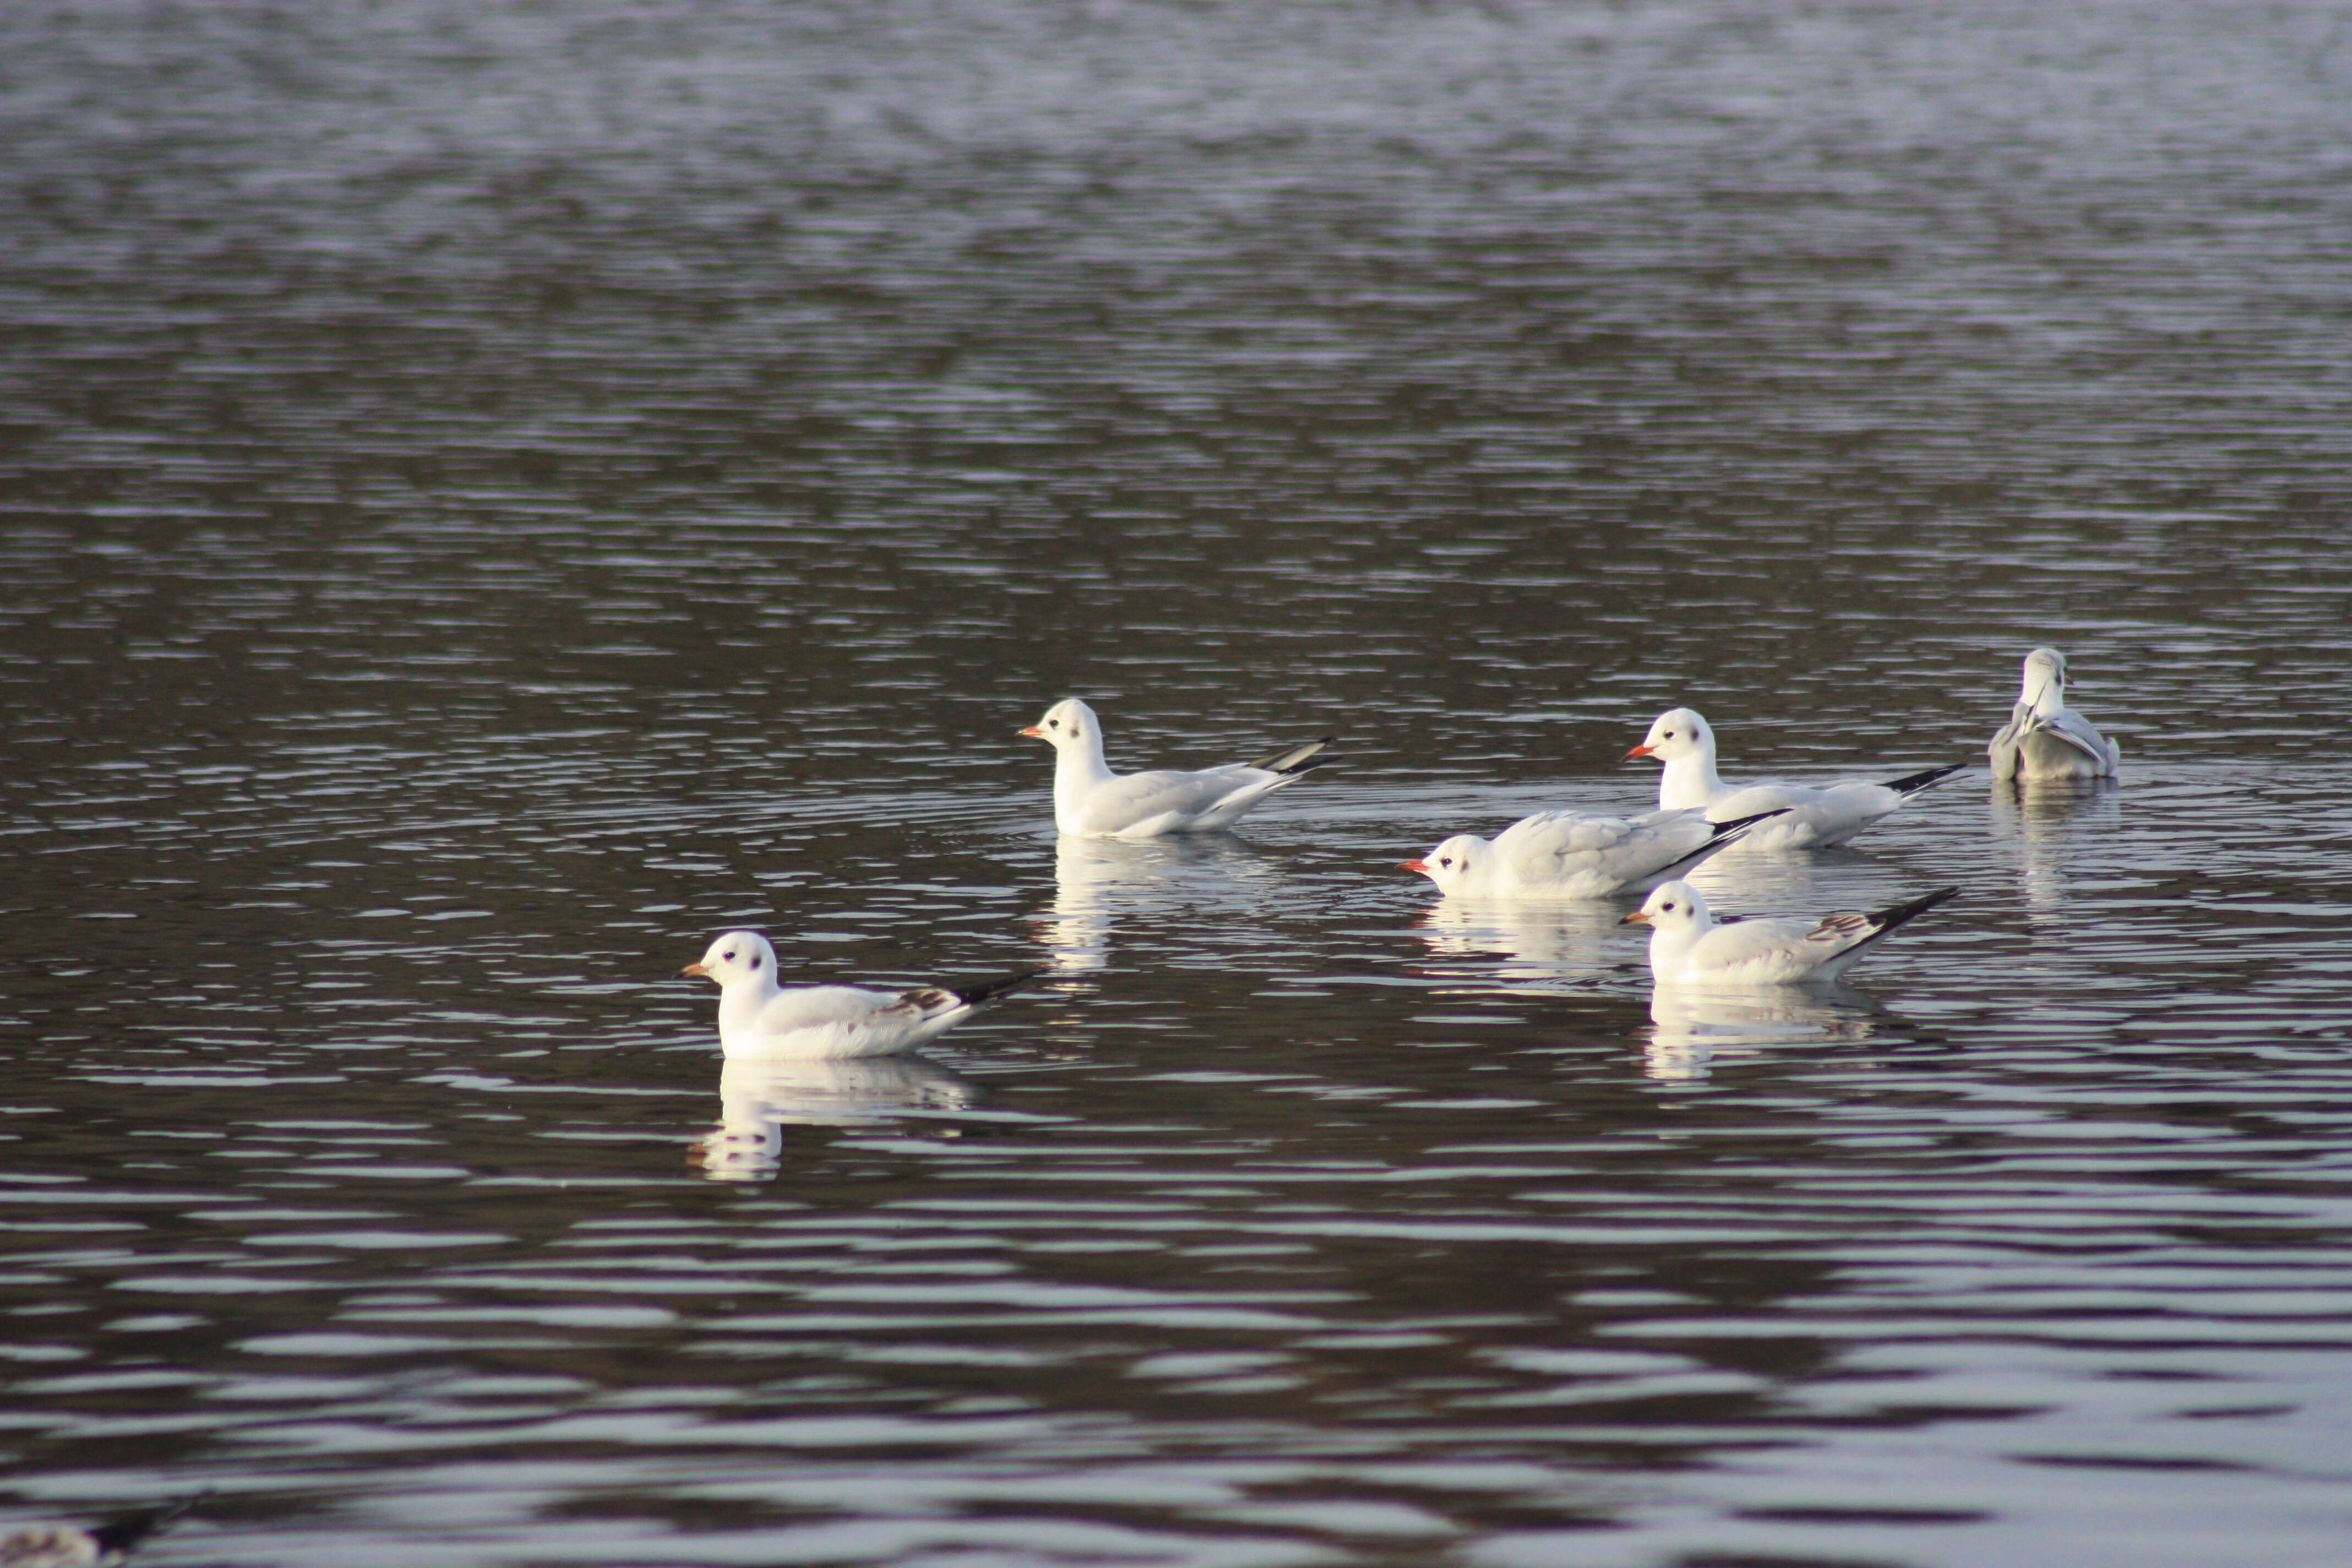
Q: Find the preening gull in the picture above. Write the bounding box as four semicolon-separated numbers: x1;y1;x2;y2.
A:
1989;647;2121;782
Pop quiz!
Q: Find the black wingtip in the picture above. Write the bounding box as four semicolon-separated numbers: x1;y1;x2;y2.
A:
948;968;1046;1009
1883;761;1969;797
1706;806;1792;844
1866;885;1961;932
87;1496;200;1556
1248;737;1336;775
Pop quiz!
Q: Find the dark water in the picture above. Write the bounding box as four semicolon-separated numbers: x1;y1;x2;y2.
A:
6;2;2352;1564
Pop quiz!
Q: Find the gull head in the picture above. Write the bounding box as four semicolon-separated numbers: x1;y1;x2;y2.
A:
2021;646;2072;705
1020;697;1099;750
1626;707;1711;763
1623;879;1711;930
1401;834;1488;892
682;930;778;988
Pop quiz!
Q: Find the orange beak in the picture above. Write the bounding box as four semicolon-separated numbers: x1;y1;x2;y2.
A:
1398;859;1429;874
1624;743;1657;759
1620;910;1652;925
680;962;712;978
1019;724;1044;738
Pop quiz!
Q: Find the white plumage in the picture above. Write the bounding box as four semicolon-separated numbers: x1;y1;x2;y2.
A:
681;931;1036;1061
1989;647;2121;782
1022;697;1329;838
1623;879;1959;986
1627;707;1964;850
1402;805;1784;900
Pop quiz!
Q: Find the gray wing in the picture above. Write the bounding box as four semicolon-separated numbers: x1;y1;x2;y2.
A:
1693;914;1850;970
1497;808;1713;880
1495;818;1722;889
2038;707;2119;766
755;985;918;1036
1072;765;1287;834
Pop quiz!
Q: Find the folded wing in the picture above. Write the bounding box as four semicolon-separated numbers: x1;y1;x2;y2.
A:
1072;765;1297;836
2036;708;2120;767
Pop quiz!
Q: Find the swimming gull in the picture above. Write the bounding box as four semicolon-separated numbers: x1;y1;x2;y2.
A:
1622;879;1959;986
1626;707;1964;850
682;932;1039;1060
1021;696;1330;838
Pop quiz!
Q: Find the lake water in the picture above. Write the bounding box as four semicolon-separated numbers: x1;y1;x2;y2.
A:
4;2;2352;1564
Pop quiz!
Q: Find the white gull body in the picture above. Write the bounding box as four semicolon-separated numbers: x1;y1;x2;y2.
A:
1988;647;2120;782
1627;707;1963;851
1022;697;1329;839
1623;879;1958;986
1402;805;1785;901
682;931;1036;1061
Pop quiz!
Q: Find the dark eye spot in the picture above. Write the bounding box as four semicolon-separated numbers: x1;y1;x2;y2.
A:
722;950;736;962
1662;902;1676;912
1663;731;1675;739
1049;719;1060;728
1439;857;1453;868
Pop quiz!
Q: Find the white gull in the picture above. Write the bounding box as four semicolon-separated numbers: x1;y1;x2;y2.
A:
1022;697;1329;838
1627;707;1963;850
1622;879;1959;986
682;931;1037;1060
1402;805;1786;900
1989;647;2121;782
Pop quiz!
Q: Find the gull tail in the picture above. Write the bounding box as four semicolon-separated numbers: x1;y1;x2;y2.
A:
1810;885;1961;978
944;968;1046;1010
1246;738;1335;775
89;1496;201;1558
1863;885;1961;940
1705;807;1791;846
1648;806;1792;884
1881;762;1968;798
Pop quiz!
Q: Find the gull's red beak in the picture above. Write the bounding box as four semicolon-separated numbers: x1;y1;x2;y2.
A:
1624;743;1657;760
1398;859;1429;874
1620;910;1652;925
680;962;712;978
1019;724;1045;738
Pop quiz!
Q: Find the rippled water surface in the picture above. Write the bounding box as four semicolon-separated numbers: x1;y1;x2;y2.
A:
6;2;2352;1564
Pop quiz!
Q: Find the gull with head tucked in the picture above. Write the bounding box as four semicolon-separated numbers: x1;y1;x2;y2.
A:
1989;647;2120;782
1627;707;1964;851
1402;805;1787;901
1623;879;1959;986
1022;697;1330;838
682;931;1038;1060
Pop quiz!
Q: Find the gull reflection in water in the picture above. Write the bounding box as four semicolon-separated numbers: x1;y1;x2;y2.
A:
692;1055;979;1182
1643;983;1889;1082
1990;777;2122;917
1414;897;1634;992
1039;832;1283;973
